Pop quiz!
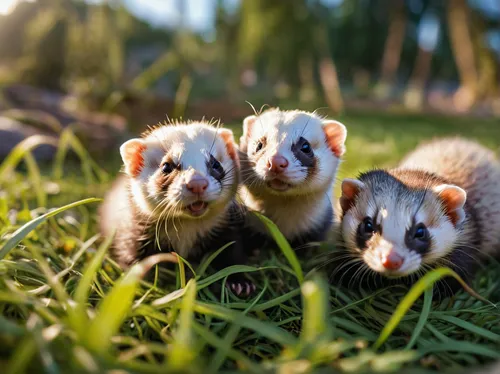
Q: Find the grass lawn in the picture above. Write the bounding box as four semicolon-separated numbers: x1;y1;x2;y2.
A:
1;111;499;373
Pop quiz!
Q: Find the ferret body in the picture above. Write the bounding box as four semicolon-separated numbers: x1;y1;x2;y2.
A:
238;108;347;251
99;121;252;293
336;137;500;295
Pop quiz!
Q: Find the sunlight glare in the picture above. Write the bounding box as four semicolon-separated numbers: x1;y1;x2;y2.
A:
0;0;22;16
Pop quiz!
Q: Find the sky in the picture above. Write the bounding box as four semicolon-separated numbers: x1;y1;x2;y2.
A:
1;0;499;42
103;0;500;33
88;0;344;32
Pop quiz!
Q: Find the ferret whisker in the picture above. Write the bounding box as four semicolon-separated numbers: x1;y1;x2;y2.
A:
331;258;363;285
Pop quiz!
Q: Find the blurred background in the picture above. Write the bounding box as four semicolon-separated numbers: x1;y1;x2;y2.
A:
0;0;499;168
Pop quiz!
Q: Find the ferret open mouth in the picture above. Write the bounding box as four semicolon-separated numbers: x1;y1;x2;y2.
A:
185;201;209;216
267;179;292;191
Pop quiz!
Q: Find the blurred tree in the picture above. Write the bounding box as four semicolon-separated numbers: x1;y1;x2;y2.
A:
404;4;441;111
235;0;344;112
16;3;68;90
214;0;241;94
0;1;41;61
312;1;344;114
374;0;407;99
470;9;499;104
447;0;478;111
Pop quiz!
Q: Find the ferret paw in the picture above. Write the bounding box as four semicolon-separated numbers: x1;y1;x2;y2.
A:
227;281;256;297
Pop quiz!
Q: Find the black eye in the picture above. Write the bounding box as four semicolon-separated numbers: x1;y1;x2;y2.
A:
301;141;311;154
414;224;428;240
208;155;225;180
256;141;263;152
363;217;375;234
211;157;222;171
356;216;376;249
405;223;431;254
162;162;174;174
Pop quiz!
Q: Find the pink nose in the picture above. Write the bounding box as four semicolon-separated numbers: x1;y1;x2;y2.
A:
267;155;289;174
186;176;208;194
381;251;404;270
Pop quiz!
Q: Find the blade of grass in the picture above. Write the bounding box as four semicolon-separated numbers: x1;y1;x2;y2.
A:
207;323;241;374
26;247;70;304
225;289;301;312
168;279;197;370
0;135;58;180
370;350;419;372
0;198;102;260
193;301;297;347
23;151;46;207
192;322;260;373
71;231;115;333
196;241;235;278
253;212;304;284
436;315;500;343
373;267;490;350
85;253;178;353
197;265;279;290
5;334;37;374
300;275;330;344
417;341;500;359
405;287;433;350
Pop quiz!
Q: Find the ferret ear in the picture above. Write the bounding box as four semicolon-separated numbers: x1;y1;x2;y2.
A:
433;184;467;226
219;128;239;166
120;138;146;178
240;115;257;153
340;178;365;212
322;120;347;158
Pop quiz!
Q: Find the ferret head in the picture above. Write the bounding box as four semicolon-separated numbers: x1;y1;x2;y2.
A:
339;170;467;278
239;109;346;196
120;121;239;219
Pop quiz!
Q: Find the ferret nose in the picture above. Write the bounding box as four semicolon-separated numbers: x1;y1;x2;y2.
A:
381;251;404;270
186;176;208;194
267;155;289;174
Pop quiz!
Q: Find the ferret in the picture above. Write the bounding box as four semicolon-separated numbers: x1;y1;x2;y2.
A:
335;137;500;296
99;121;254;295
238;108;347;252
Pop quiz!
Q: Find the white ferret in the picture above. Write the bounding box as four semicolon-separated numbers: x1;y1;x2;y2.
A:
238;108;347;252
99;121;254;295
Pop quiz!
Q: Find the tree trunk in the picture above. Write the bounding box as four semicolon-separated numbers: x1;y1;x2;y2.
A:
403;47;433;111
446;0;478;111
470;11;498;102
315;23;343;114
298;55;317;103
375;0;407;98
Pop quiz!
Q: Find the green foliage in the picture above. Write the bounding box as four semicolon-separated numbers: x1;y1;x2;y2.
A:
0;112;499;373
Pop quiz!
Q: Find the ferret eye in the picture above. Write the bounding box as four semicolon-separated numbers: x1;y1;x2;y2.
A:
208;155;225;180
414;224;429;240
356;216;376;249
406;223;430;253
162;162;174;174
255;141;263;152
300;141;312;154
211;157;222;171
363;217;375;234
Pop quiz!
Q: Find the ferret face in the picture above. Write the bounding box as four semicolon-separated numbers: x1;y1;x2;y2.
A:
239;109;346;196
120;122;239;219
339;172;467;278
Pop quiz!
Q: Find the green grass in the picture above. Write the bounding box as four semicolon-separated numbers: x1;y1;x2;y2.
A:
1;111;500;373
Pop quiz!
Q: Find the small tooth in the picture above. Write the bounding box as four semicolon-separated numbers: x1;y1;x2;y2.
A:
245;283;251;296
236;283;243;295
231;284;236;291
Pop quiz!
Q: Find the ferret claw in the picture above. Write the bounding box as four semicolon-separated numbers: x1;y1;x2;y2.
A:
227;281;256;297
